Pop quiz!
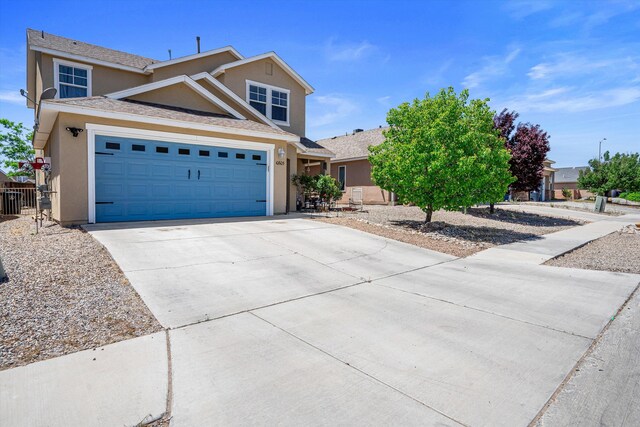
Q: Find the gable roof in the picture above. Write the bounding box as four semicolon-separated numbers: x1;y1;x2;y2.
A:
316;127;388;161
27;28;157;72
555;166;588;183
105;75;245;119
190;72;278;128
40;97;298;139
212;52;315;95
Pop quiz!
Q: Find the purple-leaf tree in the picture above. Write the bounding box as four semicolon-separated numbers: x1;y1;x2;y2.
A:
494;109;550;194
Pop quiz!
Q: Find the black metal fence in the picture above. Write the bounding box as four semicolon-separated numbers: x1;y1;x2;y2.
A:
0;183;37;216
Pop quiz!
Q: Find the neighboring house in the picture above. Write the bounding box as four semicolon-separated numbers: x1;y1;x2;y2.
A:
553;166;592;199
511;159;556;202
316;127;396;205
25;29;332;224
0;170;13;184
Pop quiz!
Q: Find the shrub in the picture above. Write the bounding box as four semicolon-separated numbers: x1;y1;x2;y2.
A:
621;192;640;202
561;188;572;199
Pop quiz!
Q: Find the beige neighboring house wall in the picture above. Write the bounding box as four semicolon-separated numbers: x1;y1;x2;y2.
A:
330;159;393;205
127;83;230;115
217;58;306;137
317;128;394;205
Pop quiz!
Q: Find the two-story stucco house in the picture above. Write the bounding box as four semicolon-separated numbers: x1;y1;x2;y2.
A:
26;29;333;224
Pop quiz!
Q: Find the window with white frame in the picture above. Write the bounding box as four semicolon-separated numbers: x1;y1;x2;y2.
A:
338;165;346;191
246;81;289;125
54;59;92;98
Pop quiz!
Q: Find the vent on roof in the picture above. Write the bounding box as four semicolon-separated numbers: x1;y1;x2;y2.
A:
196;36;201;53
352;128;364;134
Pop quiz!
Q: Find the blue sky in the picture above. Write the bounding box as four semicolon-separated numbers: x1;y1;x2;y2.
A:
1;0;638;167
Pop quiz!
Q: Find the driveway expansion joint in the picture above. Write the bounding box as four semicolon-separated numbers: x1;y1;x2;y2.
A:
247;311;469;427
374;282;595;341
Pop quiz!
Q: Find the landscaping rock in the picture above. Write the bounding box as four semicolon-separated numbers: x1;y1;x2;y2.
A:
0;216;162;370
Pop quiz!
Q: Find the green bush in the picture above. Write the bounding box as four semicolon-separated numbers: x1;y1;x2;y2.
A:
620;192;640;202
561;188;572;199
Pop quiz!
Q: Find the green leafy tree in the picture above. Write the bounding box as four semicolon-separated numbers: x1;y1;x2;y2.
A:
607;152;640;192
578;151;640;195
315;174;343;205
0;119;34;177
369;88;514;222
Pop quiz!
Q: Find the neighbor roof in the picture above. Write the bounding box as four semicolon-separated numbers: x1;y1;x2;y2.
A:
554;166;588;183
299;137;335;157
27;29;157;70
316;127;388;161
41;97;297;138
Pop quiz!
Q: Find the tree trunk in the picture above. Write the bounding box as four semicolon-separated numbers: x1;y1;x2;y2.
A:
424;206;433;223
489;203;495;214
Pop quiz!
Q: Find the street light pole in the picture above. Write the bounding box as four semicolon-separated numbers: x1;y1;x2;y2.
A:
599;138;607;161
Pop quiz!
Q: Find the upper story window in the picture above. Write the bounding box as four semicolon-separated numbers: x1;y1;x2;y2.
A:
54;59;92;99
246;80;289;126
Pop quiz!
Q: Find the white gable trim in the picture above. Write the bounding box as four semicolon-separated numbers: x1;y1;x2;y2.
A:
29;45;150;74
105;75;246;119
211;52;315;95
191;72;280;129
144;46;243;71
38;100;300;143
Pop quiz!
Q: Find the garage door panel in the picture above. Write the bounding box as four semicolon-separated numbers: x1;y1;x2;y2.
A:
95;135;268;222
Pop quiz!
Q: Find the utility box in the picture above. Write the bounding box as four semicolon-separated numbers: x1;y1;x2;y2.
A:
594;195;607;213
39;196;52;211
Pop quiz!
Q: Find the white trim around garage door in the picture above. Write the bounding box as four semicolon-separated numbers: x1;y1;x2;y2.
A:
85;123;275;223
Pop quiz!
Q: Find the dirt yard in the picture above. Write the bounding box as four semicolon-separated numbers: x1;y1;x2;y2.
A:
545;225;640;274
0;216;162;371
312;205;586;257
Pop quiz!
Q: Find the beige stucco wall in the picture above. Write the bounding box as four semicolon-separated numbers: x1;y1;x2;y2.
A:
330;160;393;205
127;83;229;115
44;113;292;225
38;53;150;97
151;51;239;81
218;58;306;137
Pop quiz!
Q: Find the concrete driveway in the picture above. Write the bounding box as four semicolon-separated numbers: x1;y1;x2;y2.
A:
3;215;638;426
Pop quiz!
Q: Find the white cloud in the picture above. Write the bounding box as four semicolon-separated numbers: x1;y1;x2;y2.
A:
325;39;377;62
309;95;358;127
462;47;521;89
504;0;554;19
376;95;391;106
504;86;640;113
0;90;25;105
527;54;635;80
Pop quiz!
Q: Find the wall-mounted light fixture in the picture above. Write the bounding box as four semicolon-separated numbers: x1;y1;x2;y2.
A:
278;147;285;159
65;127;84;137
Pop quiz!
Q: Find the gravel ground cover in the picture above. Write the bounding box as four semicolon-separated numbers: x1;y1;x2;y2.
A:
0;216;162;371
312;205;585;257
545;225;640;274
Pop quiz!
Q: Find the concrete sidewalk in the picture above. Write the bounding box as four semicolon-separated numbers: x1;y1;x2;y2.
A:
470;217;634;264
2;212;638;426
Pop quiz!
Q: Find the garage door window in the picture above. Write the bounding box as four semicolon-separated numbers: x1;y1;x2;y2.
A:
156;146;169;154
132;144;145;152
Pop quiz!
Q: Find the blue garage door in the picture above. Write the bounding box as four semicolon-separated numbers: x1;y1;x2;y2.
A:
95;135;268;222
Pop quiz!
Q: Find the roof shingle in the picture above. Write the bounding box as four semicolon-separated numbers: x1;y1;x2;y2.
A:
27;28;158;70
316;127;387;161
44;97;297;138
